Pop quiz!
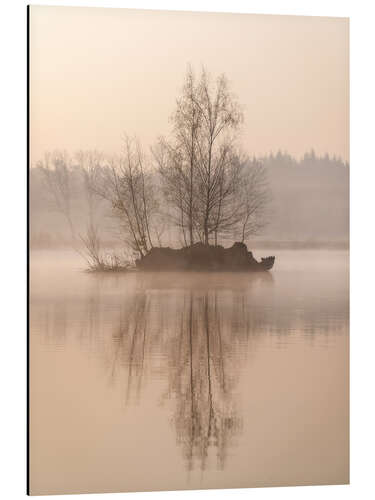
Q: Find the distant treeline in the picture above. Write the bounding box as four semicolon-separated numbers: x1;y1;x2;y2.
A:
29;150;349;249
261;150;349;245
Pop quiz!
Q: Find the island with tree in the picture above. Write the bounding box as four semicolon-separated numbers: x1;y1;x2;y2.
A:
35;67;274;272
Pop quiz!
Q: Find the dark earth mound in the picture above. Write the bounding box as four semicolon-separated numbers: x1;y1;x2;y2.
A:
136;242;275;272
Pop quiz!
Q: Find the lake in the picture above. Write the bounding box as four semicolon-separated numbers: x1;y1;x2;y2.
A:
29;249;349;495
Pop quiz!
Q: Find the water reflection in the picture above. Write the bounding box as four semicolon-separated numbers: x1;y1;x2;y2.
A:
105;274;273;470
31;268;348;472
163;290;242;471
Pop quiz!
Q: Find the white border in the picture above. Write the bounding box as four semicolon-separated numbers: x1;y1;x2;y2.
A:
1;1;375;499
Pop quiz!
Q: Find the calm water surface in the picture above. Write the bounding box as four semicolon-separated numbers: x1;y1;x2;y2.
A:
29;249;349;494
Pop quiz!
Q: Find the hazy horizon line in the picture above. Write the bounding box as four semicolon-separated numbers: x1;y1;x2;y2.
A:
28;147;350;168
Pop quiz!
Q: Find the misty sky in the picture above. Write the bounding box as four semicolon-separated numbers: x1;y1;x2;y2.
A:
29;6;349;164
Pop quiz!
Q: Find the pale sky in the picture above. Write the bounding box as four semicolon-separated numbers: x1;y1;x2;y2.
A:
29;6;349;164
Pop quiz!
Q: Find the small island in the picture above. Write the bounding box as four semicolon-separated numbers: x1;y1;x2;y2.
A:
136;242;274;272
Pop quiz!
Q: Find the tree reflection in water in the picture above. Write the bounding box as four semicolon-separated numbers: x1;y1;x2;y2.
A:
108;272;274;471
34;268;347;472
169;290;242;471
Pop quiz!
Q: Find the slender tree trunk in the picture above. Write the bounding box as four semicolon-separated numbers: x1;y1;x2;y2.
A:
241;211;250;243
189;121;195;247
128;173;146;252
204;140;212;245
204;224;209;245
213;177;223;247
204;293;214;440
189;172;194;246
139;158;154;250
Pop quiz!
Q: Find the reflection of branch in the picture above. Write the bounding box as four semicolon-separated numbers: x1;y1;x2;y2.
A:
204;292;214;471
110;321;124;383
215;294;226;394
188;291;195;470
125;294;147;404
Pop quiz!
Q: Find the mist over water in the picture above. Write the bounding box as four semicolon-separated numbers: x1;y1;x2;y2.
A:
29;249;349;495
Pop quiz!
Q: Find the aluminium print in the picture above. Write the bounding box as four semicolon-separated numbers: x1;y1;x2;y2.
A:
28;6;349;495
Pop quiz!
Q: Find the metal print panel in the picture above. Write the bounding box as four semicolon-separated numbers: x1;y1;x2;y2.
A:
28;5;349;495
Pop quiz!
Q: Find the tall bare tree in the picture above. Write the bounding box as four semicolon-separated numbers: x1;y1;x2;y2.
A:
153;67;242;245
193;69;243;244
153;66;202;246
173;66;201;246
154;67;245;246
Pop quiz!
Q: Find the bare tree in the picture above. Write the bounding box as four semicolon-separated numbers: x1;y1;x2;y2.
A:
210;147;244;245
192;69;243;244
153;139;190;246
37;151;76;241
172;66;201;246
79;222;103;270
94;136;157;258
75;150;105;268
154;67;244;247
153;66;202;246
236;158;271;243
76;150;103;226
